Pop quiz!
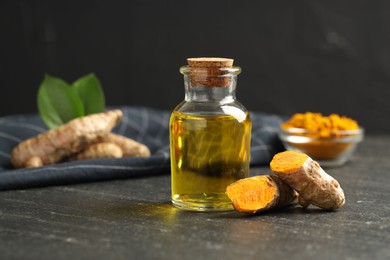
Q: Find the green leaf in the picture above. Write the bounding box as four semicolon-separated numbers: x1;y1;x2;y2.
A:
72;73;105;115
37;74;85;129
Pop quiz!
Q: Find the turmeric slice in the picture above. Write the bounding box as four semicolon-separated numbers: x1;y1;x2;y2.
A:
270;151;308;174
11;109;122;168
226;175;297;213
270;151;345;210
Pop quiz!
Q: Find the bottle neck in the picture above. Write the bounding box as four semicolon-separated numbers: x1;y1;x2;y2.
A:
183;75;237;103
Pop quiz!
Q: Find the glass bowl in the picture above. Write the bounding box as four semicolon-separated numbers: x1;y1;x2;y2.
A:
278;127;364;167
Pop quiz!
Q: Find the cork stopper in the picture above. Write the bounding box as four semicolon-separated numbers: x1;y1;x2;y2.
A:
186;57;235;87
187;57;234;68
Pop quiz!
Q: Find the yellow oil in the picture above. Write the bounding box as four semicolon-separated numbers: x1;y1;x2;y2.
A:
170;111;251;211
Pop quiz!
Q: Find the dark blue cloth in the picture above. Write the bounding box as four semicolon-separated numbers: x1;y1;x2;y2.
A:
0;107;284;190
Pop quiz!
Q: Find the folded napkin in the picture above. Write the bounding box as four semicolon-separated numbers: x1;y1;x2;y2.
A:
0;107;284;190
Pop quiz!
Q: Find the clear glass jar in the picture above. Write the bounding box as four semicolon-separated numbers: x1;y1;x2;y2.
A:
170;62;252;211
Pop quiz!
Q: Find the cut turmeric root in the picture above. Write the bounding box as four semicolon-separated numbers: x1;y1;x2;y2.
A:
226;175;297;213
11;110;123;168
270;151;345;210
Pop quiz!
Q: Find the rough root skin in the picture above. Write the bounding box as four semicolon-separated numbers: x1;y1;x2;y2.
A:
11;110;123;168
226;175;297;213
270;151;345;210
25;156;43;168
75;142;123;160
103;133;151;157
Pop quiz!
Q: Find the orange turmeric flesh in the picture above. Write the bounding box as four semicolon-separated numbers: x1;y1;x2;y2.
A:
270;151;308;174
226;175;297;213
227;176;276;213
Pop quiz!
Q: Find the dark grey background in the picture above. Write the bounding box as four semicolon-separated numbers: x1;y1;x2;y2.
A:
1;0;389;134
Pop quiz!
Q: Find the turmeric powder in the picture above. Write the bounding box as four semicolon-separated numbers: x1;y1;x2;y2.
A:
282;112;359;138
270;151;345;210
11;110;123;168
281;112;361;160
226;175;297;213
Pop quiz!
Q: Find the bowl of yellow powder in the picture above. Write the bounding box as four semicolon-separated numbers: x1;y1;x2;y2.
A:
279;112;364;167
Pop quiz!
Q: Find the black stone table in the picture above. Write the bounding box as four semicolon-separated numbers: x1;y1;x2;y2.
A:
0;136;389;260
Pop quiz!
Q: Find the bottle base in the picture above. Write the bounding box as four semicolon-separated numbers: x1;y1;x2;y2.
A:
172;194;234;212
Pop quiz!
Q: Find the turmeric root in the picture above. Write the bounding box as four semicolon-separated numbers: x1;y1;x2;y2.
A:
25;156;43;168
226;175;297;213
70;134;151;161
75;142;123;160
270;151;345;210
103;133;150;157
11;109;123;168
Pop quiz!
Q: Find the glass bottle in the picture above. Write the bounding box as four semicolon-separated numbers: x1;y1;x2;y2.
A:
170;58;252;211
